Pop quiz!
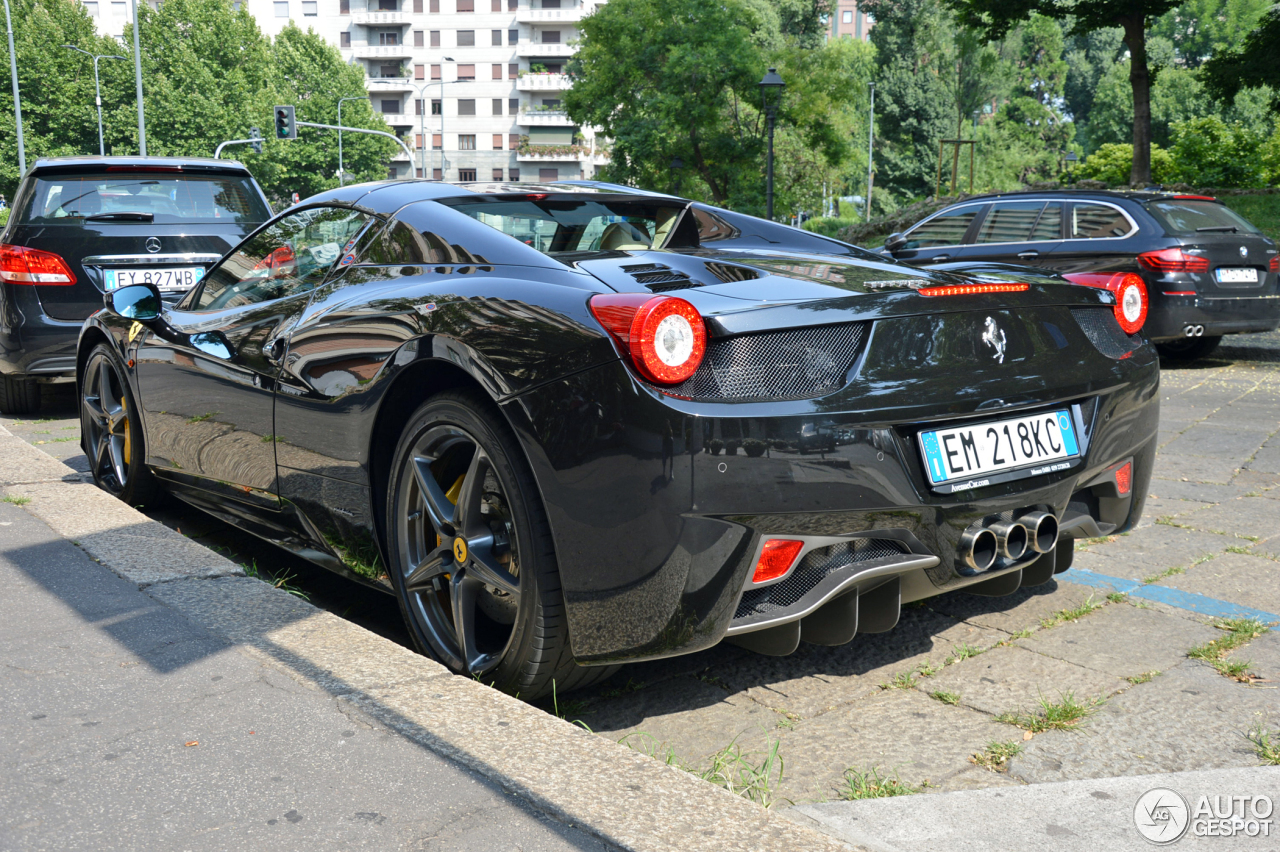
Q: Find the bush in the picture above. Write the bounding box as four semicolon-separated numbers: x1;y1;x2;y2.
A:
707;439;723;455
802;216;861;239
742;438;768;457
1257;125;1280;188
1168;117;1267;188
0;208;8;227
1076;143;1175;186
724;439;740;456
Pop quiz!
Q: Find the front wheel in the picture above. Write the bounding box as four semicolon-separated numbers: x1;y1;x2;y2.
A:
385;390;616;698
80;344;163;506
1155;335;1222;362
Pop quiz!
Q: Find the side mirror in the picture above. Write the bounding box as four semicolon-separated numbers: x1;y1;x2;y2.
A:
105;283;162;322
883;233;907;253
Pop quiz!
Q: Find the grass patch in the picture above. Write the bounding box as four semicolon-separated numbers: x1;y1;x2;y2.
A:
1187;617;1271;681
1142;566;1186;584
837;767;923;800
49;437;76;443
241;559;308;600
880;671;919;690
620;734;789;807
930;689;960;705
996;691;1105;733
1007;627;1036;640
972;741;1023;771
597;677;646;700
1225;545;1253;555
1126;670;1161;685
948;643;985;663
1107;592;1129;604
2;494;31;506
1246;723;1280;766
185;412;217;424
1040;595;1104;629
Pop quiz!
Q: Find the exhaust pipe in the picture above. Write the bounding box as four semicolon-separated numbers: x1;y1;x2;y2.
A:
1195;325;1205;337
1183;325;1195;337
959;526;998;572
989;520;1029;560
1018;511;1060;554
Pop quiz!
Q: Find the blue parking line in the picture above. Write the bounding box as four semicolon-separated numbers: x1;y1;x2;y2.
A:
1058;568;1280;624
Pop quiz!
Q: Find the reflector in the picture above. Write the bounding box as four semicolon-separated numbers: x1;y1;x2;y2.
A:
752;539;805;584
1114;461;1132;496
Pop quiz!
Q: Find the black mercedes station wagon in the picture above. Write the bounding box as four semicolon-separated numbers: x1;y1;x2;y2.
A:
880;190;1280;361
78;180;1159;698
0;156;272;414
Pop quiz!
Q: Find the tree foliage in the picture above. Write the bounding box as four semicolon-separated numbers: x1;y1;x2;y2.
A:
1201;4;1280;114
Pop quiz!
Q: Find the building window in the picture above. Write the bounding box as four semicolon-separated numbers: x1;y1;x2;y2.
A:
432;134;442;149
458;99;476;116
379;31;399;45
273;1;288;16
492;98;503;115
340;31;351;47
491;0;501;10
491;29;501;45
340;0;349;12
491;63;502;79
433;168;442;180
84;1;98;14
509;132;520;149
457;63;475;80
415;133;424;148
414;30;424;46
456;0;473;11
493;168;504;180
539;168;558;182
508;0;515;9
541;29;560;43
429;0;439;11
414;64;425;79
430;64;441;79
417;168;424;178
429;30;440;46
113;0;126;12
459;168;477;181
508;28;518;45
508;168;519;181
543;0;560;7
415;99;424;115
457;30;475;46
431;99;442;114
380;99;400;114
379;63;401;76
302;0;316;13
493;134;503;149
544;62;562;73
388;167;398;180
379;0;396;9
508;63;517;79
842;10;852;23
459;135;476;150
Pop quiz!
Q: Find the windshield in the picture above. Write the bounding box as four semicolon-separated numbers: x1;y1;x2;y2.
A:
1145;199;1261;236
439;197;687;258
20;171;270;226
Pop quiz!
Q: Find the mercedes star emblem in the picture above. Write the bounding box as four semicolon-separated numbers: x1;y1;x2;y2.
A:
145;237;162;254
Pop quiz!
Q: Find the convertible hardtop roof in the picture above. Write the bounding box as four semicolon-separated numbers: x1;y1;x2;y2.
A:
301;179;685;215
956;188;1219;205
28;155;254;176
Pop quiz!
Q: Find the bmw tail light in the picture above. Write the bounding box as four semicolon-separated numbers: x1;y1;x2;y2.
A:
0;244;77;285
1062;271;1148;335
752;539;805;584
1270;256;1278;273
589;294;707;385
1137;248;1209;273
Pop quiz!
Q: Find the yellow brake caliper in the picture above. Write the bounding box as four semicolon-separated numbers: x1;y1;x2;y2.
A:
121;395;131;467
436;473;466;579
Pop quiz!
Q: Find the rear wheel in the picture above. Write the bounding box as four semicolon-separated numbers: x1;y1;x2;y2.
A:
1155;335;1222;362
0;374;40;416
80;344;163;506
386;390;616;698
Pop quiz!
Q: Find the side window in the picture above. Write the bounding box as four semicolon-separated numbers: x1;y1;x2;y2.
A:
358;220;433;264
195;207;372;310
1070;204;1133;240
903;206;980;249
1029;202;1063;240
975;201;1045;244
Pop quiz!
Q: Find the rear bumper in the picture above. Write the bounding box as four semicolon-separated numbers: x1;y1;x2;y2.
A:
1146;293;1280;341
0;283;83;379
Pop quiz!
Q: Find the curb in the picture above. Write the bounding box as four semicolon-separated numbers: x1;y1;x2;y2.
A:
0;424;860;852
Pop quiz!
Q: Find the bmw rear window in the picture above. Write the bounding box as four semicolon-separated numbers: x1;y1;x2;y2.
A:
19;171;270;226
1145;199;1261;236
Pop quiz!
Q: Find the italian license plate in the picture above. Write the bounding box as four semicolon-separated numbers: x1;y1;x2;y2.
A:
104;266;205;293
1216;267;1258;284
919;409;1080;492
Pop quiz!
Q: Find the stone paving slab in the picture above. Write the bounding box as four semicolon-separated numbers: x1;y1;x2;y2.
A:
1014;604;1219;681
1159;424;1273;460
1226;630;1280;683
1071;523;1231;582
1134;496;1212;528
1161;552;1280;618
1145;479;1243;503
1009;661;1276;784
1176;496;1280;541
1150;453;1243;485
925;580;1097;635
0;428;86;485
924;643;1126;717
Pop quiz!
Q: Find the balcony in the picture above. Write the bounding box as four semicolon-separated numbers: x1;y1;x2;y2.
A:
518;108;574;126
516;144;587;162
377;113;418;126
351;10;412;25
364;76;415;91
350;44;414;60
516;42;575;58
515;7;586;23
516;72;572;91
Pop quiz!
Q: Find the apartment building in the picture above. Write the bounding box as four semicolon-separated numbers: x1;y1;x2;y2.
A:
828;0;873;41
83;0;608;182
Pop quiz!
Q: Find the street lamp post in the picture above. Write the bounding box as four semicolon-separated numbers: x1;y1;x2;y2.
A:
337;95;367;185
412;80;434;179
64;46;127;156
866;82;875;222
3;0;24;173
129;0;146;154
438;56;454;179
758;68;785;221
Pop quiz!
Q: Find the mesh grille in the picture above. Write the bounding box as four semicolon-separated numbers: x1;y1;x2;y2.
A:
734;539;908;621
705;261;761;283
622;262;703;293
666;322;869;401
1072;308;1140;359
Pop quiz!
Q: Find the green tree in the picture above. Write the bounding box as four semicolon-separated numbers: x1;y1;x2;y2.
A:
945;0;1181;186
1150;0;1271;67
1201;4;1280;114
1167;115;1268;186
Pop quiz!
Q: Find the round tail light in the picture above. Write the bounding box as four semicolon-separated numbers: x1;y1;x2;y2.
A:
1114;273;1147;335
589;294;708;385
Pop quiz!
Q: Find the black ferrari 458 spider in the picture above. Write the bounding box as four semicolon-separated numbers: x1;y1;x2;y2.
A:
77;180;1159;697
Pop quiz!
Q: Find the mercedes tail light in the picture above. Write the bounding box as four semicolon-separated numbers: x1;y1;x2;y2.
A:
1137;248;1209;273
0;244;77;285
752;539;805;584
589;294;708;385
1063;272;1148;335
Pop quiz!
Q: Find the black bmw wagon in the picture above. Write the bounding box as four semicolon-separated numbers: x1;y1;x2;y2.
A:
880;190;1280;361
0;156;272;414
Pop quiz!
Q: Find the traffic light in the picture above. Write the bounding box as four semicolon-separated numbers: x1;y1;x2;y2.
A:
248;126;262;154
274;105;296;140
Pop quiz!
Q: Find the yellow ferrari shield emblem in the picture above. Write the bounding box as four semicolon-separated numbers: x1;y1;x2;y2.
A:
128;321;144;343
452;537;468;563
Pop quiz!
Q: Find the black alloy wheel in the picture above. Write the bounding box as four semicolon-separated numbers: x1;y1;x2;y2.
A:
1155;335;1222;362
387;391;616;698
80;344;161;505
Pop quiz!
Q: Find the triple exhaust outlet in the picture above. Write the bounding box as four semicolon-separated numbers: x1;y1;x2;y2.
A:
1183;324;1205;337
959;511;1059;572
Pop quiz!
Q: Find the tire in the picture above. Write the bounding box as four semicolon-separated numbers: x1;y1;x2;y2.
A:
1155;335;1222;362
0;374;41;416
80;344;164;507
385;390;617;699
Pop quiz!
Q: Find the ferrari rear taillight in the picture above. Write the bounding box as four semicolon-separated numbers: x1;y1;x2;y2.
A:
916;282;1029;297
589;294;708;385
0;244;77;285
752;539;804;584
1137;248;1209;273
1063;271;1148;335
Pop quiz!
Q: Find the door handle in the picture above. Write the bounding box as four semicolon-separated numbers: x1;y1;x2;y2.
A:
930;254;951;262
264;337;286;364
1017;251;1040;260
